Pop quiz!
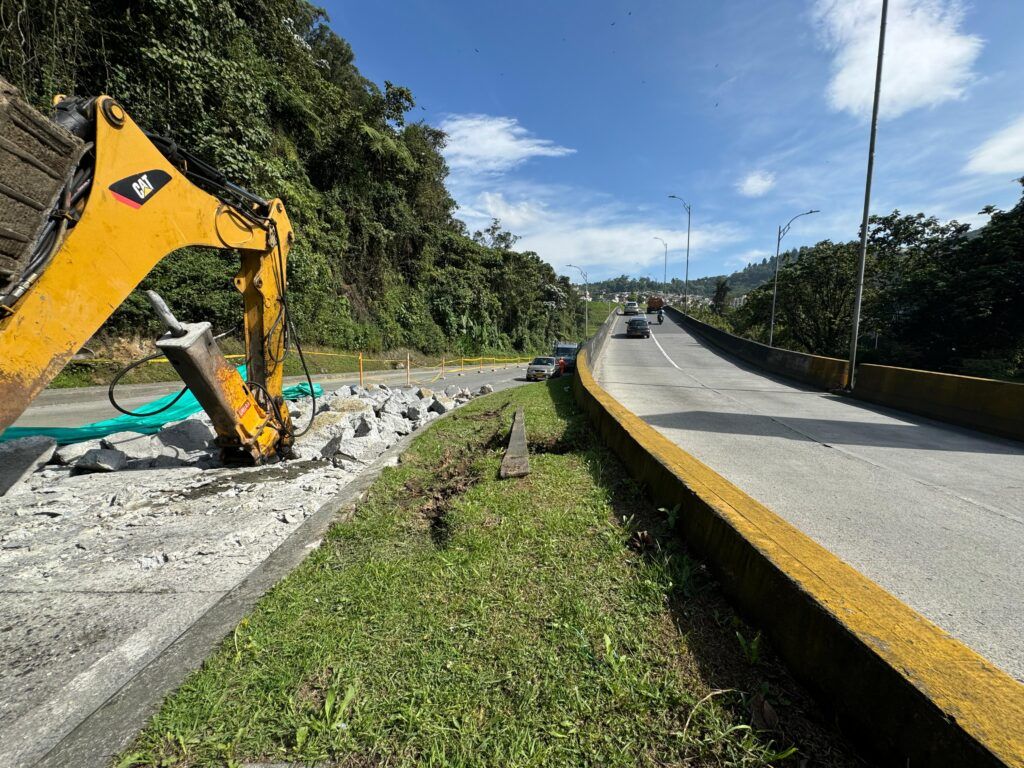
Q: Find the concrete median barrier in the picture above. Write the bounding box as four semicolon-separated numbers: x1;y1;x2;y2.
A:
573;339;1024;768
854;363;1024;441
667;308;848;390
669;307;1024;442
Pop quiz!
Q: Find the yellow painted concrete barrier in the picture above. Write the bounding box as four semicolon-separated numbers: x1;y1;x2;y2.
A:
573;342;1024;767
854;363;1024;441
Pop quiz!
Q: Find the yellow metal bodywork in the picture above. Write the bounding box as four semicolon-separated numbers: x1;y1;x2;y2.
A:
0;96;293;459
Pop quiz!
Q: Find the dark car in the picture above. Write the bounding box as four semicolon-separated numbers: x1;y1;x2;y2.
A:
626;317;651;338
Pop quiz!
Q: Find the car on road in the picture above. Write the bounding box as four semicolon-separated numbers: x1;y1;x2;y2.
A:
623;301;640;315
526;356;559;381
626;317;651;338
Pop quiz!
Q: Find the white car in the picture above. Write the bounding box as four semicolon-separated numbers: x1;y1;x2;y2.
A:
623;301;640;315
526;356;559;381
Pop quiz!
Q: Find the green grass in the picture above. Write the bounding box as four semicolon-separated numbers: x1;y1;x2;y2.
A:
585;301;618;338
119;382;858;767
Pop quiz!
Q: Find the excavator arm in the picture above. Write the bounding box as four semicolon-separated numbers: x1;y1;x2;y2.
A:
0;83;295;462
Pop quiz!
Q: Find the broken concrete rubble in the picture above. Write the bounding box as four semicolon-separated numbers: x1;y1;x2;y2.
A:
101;431;164;462
52;438;103;466
6;382;498;492
0;378;509;765
156;419;216;456
75;448;127;473
429;396;455;415
0;436;57;496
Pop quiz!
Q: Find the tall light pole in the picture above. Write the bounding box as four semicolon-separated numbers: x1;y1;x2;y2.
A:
566;263;588;339
653;237;668;296
848;0;888;391
769;209;819;347
668;195;691;308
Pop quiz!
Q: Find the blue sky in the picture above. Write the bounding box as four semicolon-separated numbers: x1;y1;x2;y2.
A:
324;0;1024;282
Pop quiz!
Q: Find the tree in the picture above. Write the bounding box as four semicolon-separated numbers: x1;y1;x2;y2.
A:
711;278;730;315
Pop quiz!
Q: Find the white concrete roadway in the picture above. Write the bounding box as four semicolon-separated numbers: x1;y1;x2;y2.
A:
595;315;1024;681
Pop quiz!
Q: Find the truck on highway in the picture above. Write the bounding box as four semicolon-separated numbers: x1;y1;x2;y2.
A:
647;296;665;313
552;341;580;372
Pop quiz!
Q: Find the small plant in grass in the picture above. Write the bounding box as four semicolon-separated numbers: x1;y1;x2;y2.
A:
737;629;763;665
293;678;358;754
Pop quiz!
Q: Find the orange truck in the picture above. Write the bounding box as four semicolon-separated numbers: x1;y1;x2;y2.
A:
646;296;665;313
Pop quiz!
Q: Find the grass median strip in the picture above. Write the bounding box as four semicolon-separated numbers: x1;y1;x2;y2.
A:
120;381;860;767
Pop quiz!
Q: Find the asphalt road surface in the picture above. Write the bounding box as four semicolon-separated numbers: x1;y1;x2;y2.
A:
12;364;529;429
595;314;1024;681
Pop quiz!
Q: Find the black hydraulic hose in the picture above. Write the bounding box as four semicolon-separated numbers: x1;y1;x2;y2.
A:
107;351;189;417
285;309;317;437
106;326;238;418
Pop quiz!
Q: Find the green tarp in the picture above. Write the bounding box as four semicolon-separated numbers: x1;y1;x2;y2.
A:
1;366;321;445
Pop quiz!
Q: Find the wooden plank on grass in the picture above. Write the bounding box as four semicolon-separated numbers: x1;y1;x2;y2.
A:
499;407;530;479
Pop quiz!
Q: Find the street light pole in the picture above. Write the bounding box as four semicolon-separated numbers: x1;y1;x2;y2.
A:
653;237;668;296
848;0;888;391
769;209;820;347
668;195;691;308
566;264;588;339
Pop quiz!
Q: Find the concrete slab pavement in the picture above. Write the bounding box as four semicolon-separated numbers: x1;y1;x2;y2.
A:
595;315;1024;680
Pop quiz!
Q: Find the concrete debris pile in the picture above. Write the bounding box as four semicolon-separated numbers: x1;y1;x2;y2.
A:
0;380;497;747
0;382;496;570
1;382;495;498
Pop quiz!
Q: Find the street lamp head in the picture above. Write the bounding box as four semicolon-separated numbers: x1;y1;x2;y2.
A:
668;194;691;211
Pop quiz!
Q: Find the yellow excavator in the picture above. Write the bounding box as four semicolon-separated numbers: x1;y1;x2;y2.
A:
0;78;303;463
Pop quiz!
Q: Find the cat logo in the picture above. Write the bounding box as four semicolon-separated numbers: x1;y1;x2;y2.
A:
108;169;171;209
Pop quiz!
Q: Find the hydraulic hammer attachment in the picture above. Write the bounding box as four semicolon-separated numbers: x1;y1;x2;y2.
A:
147;291;291;464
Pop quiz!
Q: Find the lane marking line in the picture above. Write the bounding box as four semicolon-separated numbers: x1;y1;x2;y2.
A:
650;330;682;370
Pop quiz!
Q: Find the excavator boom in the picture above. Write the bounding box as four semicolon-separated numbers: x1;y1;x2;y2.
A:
0;81;294;461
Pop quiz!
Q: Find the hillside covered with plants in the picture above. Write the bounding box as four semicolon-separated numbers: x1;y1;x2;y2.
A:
0;0;581;354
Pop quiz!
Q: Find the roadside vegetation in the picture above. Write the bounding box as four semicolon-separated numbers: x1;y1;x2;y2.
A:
120;382;861;767
596;192;1024;381
1;1;585;357
583;300;619;337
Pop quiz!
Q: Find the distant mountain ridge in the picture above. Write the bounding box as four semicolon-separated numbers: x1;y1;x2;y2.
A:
588;250;799;297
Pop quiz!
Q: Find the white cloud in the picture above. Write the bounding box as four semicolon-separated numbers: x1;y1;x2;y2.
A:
439;114;575;175
813;0;982;119
727;249;773;269
737;170;776;197
964;115;1024;175
459;190;746;277
439;113;745;279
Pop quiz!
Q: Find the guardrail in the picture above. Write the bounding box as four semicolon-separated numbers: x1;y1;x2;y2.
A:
574;309;1024;767
668;308;1024;441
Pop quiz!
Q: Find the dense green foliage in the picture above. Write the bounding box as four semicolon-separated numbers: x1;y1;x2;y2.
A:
725;187;1024;379
0;0;581;353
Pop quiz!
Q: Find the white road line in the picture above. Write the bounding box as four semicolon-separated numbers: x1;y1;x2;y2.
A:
650;329;682;370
